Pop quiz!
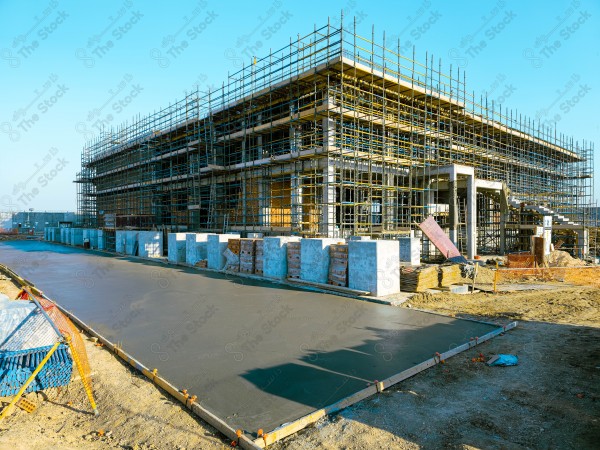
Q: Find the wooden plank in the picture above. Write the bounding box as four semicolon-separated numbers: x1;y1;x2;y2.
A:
418;216;466;263
286;277;369;296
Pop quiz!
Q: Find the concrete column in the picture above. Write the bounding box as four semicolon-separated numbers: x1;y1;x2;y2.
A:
207;234;240;270
291;173;302;230
348;240;400;296
168;233;187;263
257;135;264;157
258;179;269;226
323;117;335;151
241;131;246;163
448;176;458;246
577;228;589;258
466;174;476;259
383;173;395;231
97;230;104;250
186;233;215;265
290;125;301;152
321;164;336;237
399;237;421;266
138;231;163;258
300;238;339;283
263;236;301;279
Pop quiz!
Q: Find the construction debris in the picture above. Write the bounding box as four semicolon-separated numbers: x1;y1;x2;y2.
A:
328;244;348;287
439;265;464;287
547;250;586;268
254;240;264;275
287;242;301;279
400;266;439;292
239;239;257;274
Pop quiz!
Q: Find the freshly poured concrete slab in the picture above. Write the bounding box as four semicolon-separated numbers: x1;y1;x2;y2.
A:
0;241;498;433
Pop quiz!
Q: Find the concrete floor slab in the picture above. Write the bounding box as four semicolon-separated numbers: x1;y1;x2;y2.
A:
0;241;498;434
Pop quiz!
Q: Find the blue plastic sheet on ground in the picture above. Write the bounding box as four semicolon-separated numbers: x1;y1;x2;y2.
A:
487;354;518;366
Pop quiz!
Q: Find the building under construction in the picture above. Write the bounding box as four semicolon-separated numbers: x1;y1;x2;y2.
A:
76;20;596;259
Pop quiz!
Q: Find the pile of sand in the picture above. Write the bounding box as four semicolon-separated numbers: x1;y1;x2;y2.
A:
547;250;585;267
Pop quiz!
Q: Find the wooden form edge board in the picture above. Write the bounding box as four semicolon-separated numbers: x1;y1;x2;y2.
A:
0;264;261;449
256;321;518;446
0;263;518;448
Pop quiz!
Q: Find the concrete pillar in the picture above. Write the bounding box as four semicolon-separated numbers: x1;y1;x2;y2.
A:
499;213;507;254
291;173;302;230
323;117;335;151
258;135;264;157
383;173;395;231
300;238;340;284
125;231;138;255
72;229;83;247
577;228;589;258
321;164;336;237
399;237;421;266
168;233;187;263
348;240;400;297
138;231;163;258
263;236;301;279
258;179;269;226
466;174;476;259
207;234;240;270
186;233;215;265
97;230;104;250
290;125;301;152
448;177;458;246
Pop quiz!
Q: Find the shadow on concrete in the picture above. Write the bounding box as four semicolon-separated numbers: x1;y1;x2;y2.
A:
243;318;600;449
241;319;492;416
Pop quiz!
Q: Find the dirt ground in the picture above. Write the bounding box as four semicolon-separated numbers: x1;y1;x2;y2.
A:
1;279;599;449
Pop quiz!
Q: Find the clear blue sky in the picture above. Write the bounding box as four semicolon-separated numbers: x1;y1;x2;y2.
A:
1;0;598;212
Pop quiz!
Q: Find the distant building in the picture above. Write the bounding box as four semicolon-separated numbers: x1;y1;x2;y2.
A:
10;211;76;233
0;212;12;230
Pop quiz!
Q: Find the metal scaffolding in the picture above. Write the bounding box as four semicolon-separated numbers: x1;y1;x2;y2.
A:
76;18;596;257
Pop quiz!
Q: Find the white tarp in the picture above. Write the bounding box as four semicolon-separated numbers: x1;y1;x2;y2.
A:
0;297;58;351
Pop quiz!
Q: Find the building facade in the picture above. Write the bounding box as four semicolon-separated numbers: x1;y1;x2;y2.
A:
77;21;595;258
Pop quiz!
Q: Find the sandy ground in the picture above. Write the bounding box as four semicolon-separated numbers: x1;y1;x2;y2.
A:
1;278;599;449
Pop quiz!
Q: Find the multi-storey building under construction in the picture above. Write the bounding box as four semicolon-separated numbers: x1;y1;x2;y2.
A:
76;20;596;259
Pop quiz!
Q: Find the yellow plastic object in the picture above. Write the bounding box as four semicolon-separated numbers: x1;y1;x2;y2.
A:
16;397;37;413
